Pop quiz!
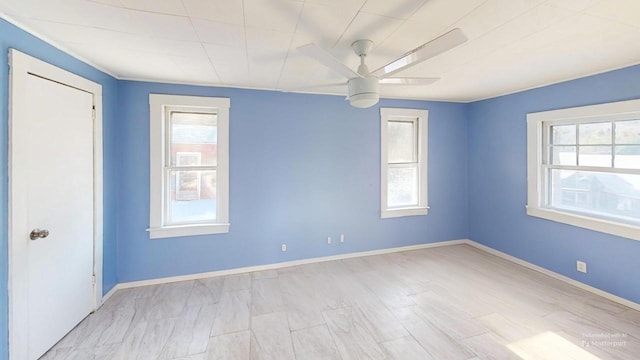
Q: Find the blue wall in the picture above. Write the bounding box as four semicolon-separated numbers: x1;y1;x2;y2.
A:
468;64;640;304
116;81;469;281
0;18;118;358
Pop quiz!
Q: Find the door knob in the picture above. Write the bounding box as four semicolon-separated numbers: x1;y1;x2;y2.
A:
30;229;49;240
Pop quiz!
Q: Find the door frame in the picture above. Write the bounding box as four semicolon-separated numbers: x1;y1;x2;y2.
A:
7;49;104;359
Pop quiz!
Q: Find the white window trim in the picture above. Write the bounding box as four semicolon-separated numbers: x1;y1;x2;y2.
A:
526;99;640;241
148;94;230;239
380;108;429;219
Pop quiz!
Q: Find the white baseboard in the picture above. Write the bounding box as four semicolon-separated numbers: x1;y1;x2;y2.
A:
112;239;467;291
99;285;119;307
464;239;640;312
103;238;639;312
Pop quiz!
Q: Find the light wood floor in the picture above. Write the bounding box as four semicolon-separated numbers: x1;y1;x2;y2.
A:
41;244;640;359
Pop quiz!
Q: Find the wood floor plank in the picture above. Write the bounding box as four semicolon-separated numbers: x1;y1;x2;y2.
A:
158;303;217;359
205;331;251;360
187;277;224;305
506;330;604;360
137;318;177;359
279;274;325;331
210;289;251;336
174;353;205;360
462;332;522;360
355;271;415;309
381;336;435;360
322;307;386;360
350;297;408;342
476;312;552;342
250;311;296;360
251;277;285;316
392;306;474;360
222;273;252;292
291;325;341;360
410;292;488;340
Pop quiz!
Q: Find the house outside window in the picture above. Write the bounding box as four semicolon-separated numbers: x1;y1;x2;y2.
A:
148;94;230;239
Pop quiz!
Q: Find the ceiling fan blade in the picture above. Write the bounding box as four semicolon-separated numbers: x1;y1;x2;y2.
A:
297;43;361;79
379;77;440;85
372;28;467;79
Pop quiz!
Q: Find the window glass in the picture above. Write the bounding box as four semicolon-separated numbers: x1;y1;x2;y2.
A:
166;111;219;226
615;120;640;144
548;169;640;223
549;145;576;166
388;120;416;163
578;146;611;167
551;124;576;145
579;122;611;145
615;146;640;169
388;165;418;207
170;112;217;166
167;170;216;224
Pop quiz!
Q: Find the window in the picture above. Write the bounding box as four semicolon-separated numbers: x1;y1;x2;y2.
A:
380;108;429;218
527;99;640;240
148;94;230;239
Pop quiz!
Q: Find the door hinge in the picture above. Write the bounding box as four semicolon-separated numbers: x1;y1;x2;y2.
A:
91;275;96;285
92;106;96;120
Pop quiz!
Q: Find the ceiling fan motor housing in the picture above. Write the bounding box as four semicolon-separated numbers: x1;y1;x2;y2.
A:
348;76;379;108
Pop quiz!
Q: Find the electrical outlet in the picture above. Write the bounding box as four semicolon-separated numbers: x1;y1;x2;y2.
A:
577;261;587;273
281;244;287;252
340;234;345;243
327;236;332;244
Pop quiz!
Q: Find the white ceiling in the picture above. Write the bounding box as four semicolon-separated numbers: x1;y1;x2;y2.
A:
1;0;639;102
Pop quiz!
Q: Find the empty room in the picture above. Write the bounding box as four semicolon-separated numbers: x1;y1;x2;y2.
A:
1;0;639;359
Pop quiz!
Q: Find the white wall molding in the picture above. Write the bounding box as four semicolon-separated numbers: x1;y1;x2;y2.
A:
101;285;119;305
112;240;467;291
0;14;117;78
102;238;639;313
464;240;640;312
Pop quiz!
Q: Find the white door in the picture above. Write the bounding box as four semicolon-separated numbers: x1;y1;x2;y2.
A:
9;50;101;360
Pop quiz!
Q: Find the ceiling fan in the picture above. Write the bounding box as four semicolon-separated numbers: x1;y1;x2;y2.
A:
297;29;468;108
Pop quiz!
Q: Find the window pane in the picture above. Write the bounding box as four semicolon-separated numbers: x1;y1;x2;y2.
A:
551;125;576;145
615;145;640;169
549;146;576;165
579;122;611;145
615;120;640;144
171;112;217;166
548;169;640;224
578;146;611;167
388;120;416;163
167;170;216;224
388;165;418;207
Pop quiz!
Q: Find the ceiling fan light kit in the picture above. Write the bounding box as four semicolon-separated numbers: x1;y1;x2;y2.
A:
348;76;379;108
298;29;468;108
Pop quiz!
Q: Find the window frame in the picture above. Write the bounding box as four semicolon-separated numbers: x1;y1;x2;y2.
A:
380;107;429;219
148;94;230;239
526;99;640;241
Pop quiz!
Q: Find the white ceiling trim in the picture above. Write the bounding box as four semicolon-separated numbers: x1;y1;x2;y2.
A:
1;13;118;78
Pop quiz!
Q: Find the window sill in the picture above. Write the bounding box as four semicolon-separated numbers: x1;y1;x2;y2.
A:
147;223;230;239
526;206;640;241
381;207;429;219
